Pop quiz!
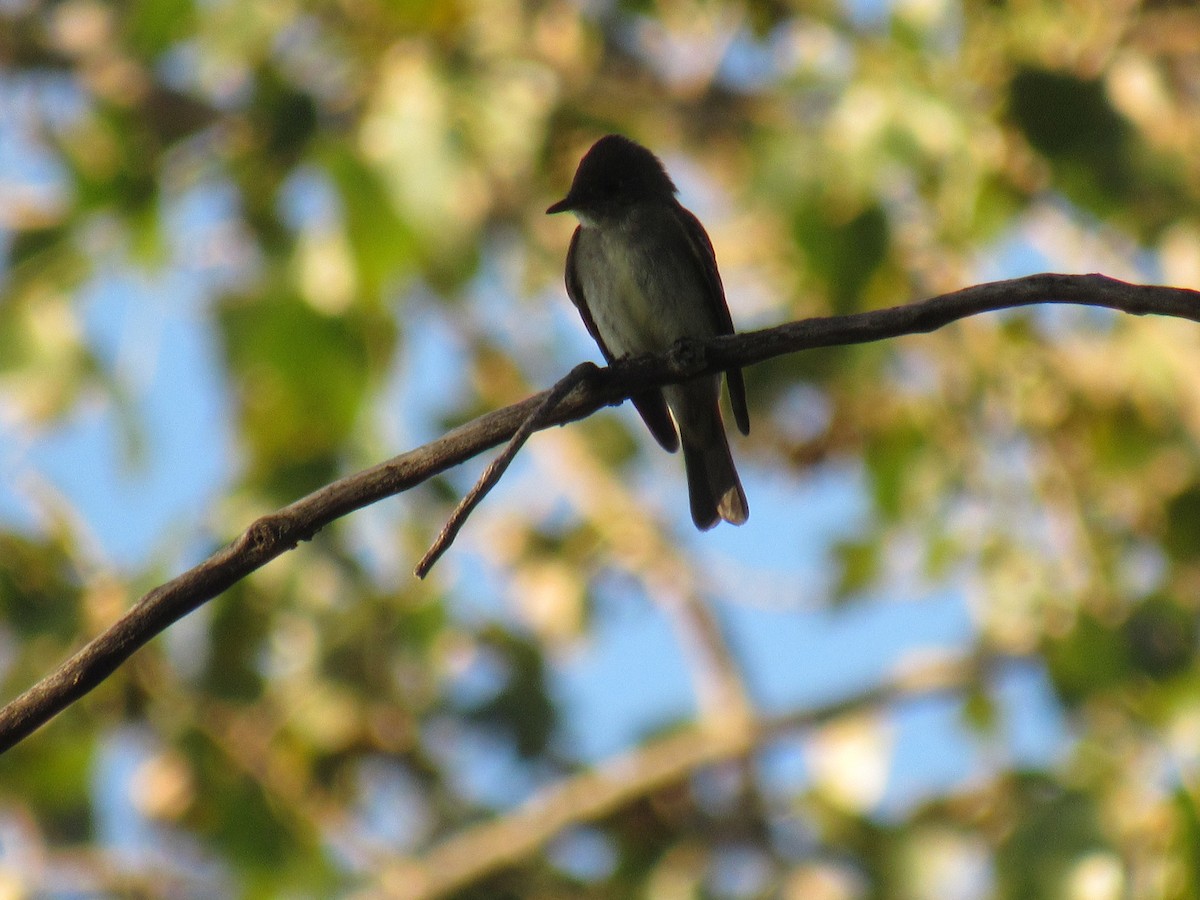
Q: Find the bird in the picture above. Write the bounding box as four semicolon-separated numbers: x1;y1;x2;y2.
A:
546;134;749;529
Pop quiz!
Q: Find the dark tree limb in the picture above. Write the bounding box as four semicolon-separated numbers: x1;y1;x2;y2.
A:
0;273;1196;752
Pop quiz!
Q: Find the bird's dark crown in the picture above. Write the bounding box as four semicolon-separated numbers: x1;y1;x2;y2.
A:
554;135;677;215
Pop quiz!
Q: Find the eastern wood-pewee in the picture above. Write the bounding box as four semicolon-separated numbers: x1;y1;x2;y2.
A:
547;134;750;529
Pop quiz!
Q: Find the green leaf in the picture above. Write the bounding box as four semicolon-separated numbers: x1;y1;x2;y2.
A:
0;535;83;640
996;775;1110;900
1124;595;1196;682
467;627;558;759
864;424;924;521
124;0;196;57
1008;68;1132;214
832;537;880;599
791;199;890;314
1165;486;1200;562
321;145;419;303
1174;788;1200;899
1045;613;1131;705
219;290;393;495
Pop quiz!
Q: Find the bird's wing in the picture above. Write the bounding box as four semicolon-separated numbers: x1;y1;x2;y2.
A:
565;226;680;452
677;207;750;436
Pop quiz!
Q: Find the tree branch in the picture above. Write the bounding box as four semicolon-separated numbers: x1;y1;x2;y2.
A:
0;273;1196;752
371;653;1007;900
414;361;601;578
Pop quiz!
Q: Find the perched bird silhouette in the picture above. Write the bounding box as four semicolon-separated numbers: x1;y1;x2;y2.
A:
547;135;749;529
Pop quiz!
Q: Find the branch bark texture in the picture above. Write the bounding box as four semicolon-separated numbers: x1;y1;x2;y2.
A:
0;273;1196;751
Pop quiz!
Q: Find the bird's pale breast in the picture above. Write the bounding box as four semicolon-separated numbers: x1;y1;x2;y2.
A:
572;206;717;360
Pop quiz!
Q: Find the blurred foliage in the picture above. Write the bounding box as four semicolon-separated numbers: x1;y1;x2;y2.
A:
1;0;1200;896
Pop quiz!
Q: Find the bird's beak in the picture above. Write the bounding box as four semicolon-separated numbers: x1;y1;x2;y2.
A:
546;195;573;215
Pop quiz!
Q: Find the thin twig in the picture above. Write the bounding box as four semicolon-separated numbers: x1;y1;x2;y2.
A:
414;361;600;578
0;274;1196;752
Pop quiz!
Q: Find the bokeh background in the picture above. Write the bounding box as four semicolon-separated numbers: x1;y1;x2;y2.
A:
3;0;1200;896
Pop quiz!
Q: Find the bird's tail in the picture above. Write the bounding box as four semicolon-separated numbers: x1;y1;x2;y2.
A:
682;431;748;530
